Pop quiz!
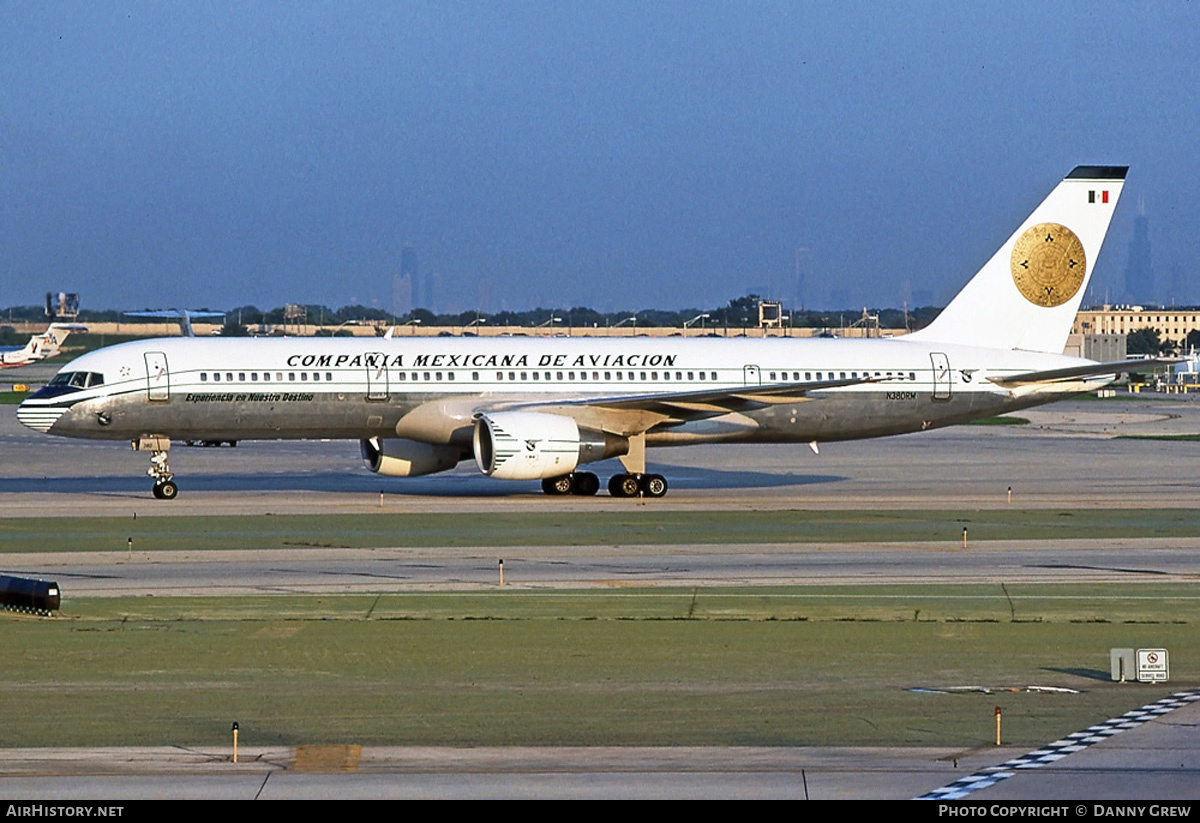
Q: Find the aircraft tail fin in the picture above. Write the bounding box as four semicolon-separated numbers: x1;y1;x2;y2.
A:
41;324;76;351
14;335;42;361
908;166;1127;353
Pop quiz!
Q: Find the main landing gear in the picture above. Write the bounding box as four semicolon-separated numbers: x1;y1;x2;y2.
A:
134;436;179;500
540;471;668;498
541;471;601;496
608;472;668;498
539;432;668;499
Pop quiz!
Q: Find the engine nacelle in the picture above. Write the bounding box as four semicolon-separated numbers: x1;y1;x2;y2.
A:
361;437;463;477
473;412;627;480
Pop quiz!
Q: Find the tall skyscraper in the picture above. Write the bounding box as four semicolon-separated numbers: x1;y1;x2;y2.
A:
1169;264;1189;307
423;270;438;313
793;246;812;311
390;272;413;317
400;246;420;308
1124;198;1154;305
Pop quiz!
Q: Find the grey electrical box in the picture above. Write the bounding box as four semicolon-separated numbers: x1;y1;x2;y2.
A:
1110;648;1134;682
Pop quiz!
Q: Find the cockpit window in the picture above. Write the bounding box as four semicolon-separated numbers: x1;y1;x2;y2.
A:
48;371;104;389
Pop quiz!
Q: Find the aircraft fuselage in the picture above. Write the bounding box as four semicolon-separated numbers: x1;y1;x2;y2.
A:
18;335;1098;446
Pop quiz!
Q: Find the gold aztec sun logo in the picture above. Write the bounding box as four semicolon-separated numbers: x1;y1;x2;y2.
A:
1010;223;1086;308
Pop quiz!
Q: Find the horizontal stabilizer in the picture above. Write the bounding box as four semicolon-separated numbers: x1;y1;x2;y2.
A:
987;357;1181;388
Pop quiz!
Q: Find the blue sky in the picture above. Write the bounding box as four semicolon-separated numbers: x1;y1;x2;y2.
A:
3;2;1198;314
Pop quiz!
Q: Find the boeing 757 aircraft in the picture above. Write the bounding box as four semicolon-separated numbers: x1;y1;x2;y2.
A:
1;323;86;369
19;166;1146;500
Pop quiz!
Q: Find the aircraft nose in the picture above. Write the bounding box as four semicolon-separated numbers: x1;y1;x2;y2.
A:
16;399;68;433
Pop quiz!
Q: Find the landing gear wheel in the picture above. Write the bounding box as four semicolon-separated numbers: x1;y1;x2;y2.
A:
640;473;668;498
542;475;574;495
572;472;600;496
140;439;176;500
608;473;642;498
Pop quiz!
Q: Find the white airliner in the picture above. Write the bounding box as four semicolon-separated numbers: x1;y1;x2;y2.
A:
19;166;1149;500
1;323;86;369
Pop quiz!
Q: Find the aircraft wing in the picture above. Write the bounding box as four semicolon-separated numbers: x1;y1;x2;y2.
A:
500;375;890;435
986;357;1182;388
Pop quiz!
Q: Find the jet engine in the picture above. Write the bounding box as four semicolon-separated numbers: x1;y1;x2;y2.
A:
473;412;627;480
360;437;463;477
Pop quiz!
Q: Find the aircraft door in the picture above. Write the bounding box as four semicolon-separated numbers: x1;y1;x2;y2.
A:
366;352;389;401
145;352;170;402
743;365;761;386
930;352;951;401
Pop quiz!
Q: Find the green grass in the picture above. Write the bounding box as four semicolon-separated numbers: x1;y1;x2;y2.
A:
967;416;1030;425
3;585;1196;749
0;390;29;404
6;508;1200;553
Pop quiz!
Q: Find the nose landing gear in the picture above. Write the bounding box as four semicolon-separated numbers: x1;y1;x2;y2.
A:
133;436;179;500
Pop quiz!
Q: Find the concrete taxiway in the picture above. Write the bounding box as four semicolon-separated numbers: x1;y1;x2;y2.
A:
0;744;1105;800
2;393;1200;516
1;694;1198;799
4;539;1200;596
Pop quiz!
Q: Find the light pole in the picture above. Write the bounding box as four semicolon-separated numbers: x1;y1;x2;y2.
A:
613;316;637;334
683;313;710;337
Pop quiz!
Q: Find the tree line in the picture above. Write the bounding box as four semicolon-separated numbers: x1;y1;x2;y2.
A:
2;294;943;336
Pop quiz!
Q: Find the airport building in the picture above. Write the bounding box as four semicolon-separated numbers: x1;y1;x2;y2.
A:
1073;306;1200;351
1062;331;1126;362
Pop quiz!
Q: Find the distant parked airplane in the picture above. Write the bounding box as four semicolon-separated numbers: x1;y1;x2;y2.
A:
1;323;86;369
124;310;226;337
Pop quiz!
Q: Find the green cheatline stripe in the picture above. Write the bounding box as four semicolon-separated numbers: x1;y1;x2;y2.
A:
1117;433;1200;441
4;508;1200;553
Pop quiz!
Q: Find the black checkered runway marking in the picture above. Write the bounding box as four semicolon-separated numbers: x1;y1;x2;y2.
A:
915;689;1200;800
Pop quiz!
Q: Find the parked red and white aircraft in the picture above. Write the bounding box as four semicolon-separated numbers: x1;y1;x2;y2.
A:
1;323;86;369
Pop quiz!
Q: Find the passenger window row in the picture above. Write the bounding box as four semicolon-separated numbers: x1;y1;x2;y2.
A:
199;372;334;383
489;370;719;382
194;369;921;386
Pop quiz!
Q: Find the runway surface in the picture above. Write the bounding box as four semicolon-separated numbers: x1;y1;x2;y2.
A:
3;392;1200;798
3;393;1200;515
